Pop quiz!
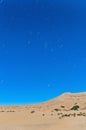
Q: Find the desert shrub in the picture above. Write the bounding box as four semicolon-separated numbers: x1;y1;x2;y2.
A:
64;114;70;117
0;110;4;112
7;110;15;112
57;113;62;115
54;108;60;112
71;105;79;110
31;110;35;113
73;113;76;117
77;113;81;116
61;106;65;108
42;114;45;116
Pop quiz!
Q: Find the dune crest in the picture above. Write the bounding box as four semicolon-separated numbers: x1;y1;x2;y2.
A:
0;92;86;130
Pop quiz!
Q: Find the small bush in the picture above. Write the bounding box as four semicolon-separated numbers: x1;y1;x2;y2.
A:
31;110;35;113
0;110;4;112
54;108;60;112
7;110;15;112
42;114;45;116
61;106;65;108
71;105;79;110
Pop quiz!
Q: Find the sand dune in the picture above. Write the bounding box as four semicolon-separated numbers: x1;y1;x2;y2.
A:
0;92;86;130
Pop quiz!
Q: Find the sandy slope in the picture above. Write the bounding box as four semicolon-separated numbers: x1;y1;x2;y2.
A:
0;92;86;130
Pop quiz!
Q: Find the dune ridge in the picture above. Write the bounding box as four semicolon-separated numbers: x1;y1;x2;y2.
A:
0;92;86;130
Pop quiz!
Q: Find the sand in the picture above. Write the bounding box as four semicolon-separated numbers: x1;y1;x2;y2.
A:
0;92;86;130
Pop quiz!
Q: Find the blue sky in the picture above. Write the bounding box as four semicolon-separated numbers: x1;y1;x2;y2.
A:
0;0;86;105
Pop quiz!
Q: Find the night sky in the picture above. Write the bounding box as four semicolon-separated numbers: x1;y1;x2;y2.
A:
0;0;86;105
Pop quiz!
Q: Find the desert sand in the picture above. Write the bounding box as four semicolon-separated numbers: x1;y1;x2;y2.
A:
0;92;86;130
